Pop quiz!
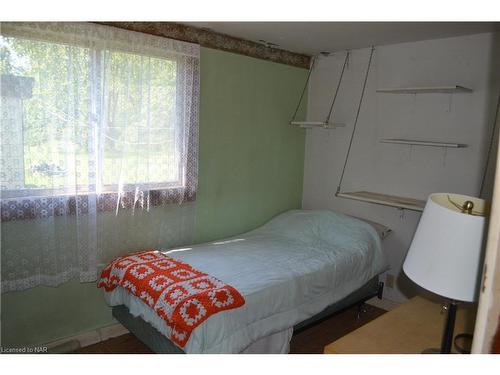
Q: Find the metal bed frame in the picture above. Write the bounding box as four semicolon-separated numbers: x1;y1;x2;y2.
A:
112;276;384;354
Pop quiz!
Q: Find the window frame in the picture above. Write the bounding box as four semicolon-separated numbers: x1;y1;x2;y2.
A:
0;23;199;222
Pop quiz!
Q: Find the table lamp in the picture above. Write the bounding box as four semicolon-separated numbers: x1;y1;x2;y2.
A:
403;193;487;354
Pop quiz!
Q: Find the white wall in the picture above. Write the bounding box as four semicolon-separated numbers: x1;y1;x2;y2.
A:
302;32;500;303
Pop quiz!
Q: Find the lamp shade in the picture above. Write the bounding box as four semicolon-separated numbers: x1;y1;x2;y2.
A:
403;193;486;302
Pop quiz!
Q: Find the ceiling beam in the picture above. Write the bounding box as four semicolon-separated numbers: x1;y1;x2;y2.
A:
97;22;311;69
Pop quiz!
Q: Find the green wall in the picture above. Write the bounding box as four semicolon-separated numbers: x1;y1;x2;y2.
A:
1;47;307;348
195;48;307;242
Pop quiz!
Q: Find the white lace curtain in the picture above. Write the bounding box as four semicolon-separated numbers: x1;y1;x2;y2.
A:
0;22;200;292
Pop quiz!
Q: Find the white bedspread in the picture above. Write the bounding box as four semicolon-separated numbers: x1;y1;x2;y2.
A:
104;209;388;353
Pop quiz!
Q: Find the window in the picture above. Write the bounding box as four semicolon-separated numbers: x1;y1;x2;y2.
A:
0;23;199;221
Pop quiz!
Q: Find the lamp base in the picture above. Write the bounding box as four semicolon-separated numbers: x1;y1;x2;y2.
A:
441;300;458;354
420;300;459;354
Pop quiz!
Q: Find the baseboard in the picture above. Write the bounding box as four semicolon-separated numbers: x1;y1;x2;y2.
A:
45;323;129;353
366;296;401;311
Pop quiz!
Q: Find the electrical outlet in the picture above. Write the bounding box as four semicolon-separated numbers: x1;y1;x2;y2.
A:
386;274;395;289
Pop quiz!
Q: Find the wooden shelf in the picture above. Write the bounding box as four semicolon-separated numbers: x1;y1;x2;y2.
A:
376;85;472;94
336;191;425;211
379;139;467;148
290;121;345;129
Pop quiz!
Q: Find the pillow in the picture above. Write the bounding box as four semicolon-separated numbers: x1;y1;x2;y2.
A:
259;209;392;242
349;216;392;239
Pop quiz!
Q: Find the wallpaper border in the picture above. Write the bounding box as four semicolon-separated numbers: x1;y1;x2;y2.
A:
97;22;311;69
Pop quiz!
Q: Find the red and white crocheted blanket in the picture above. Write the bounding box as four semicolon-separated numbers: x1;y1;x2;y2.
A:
98;250;245;347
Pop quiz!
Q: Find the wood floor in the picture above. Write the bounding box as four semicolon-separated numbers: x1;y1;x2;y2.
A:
290;303;385;354
75;303;385;354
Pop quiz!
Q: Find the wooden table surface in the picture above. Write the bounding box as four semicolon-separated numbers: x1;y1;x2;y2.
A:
324;296;477;354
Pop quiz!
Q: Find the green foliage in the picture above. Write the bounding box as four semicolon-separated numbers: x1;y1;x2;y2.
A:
1;36;180;189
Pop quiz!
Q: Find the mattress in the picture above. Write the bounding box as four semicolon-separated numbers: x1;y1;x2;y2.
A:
104;209;388;353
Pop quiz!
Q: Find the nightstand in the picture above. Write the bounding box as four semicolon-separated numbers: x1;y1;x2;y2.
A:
324;296;477;354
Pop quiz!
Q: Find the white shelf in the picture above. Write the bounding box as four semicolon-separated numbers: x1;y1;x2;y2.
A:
379;139;467;148
290;121;345;129
336;191;425;211
376;85;472;94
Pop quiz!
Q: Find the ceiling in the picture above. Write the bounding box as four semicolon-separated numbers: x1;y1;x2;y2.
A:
184;22;499;56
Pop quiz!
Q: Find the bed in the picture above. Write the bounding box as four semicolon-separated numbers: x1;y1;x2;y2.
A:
102;209;389;353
